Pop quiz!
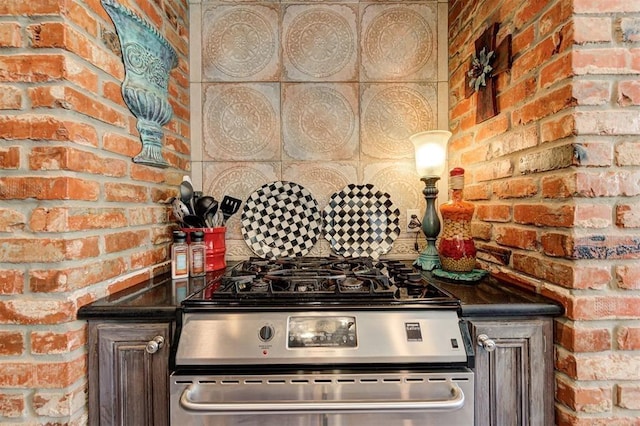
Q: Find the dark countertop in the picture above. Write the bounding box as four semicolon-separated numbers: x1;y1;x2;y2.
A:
77;267;563;321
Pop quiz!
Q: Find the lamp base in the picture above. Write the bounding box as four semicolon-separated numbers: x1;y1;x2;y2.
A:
413;245;441;271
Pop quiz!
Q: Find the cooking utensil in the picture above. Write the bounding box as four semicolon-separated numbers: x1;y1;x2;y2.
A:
183;214;205;228
195;195;216;218
171;197;190;223
220;195;241;225
179;180;195;214
203;201;219;228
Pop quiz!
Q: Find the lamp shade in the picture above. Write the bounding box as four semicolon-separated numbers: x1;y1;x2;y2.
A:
410;130;451;178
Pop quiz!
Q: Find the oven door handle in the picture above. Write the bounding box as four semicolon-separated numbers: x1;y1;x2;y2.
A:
179;383;465;414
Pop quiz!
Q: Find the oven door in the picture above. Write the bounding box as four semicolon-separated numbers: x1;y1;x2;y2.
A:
170;369;474;426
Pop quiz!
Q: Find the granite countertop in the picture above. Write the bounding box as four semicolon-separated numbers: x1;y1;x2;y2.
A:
77;266;563;321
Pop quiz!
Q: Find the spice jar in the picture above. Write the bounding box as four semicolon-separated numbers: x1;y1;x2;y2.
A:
438;167;477;272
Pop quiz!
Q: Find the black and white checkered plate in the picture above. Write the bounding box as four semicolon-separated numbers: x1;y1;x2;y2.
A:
323;184;401;259
241;181;322;259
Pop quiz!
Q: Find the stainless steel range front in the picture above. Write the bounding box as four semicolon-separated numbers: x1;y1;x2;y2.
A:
170;257;475;426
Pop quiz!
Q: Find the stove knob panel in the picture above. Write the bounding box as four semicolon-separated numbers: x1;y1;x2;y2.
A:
259;325;275;342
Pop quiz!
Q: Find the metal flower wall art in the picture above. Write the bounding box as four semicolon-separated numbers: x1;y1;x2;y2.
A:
101;0;178;168
467;47;494;93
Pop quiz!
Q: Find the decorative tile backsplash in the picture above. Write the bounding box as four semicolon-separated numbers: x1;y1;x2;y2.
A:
190;0;449;260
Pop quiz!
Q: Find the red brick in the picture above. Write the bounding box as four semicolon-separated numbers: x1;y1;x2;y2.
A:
0;331;24;356
0;237;99;263
555;321;611;352
573;0;640;13
572;80;611;106
514;204;575;227
0;177;99;201
0;392;25;418
29;146;127;177
103;132;142;158
513;253;575;287
498;76;538;112
570;295;640;320
540;112;575;143
538;0;572;38
573;17;613;44
464;183;491;201
556;376;612;413
616;202;640;228
616;326;640;351
572;48;631;75
460;144;489;165
475;204;511;222
0;54;67;82
511;37;559;82
104;182;150;203
473;159;514;182
32;386;86;417
30;207;128;233
0;115;98;146
104;230;149;254
616;384;640;409
575;110;640;136
0;146;20;169
574;203;612;228
618;80;640;106
495;225;538;250
0;85;22;110
0;269;23;295
512;83;575;126
0;22;21;47
131;246;169;270
0;207;25;232
30;327;86;355
574;141;612;167
0;299;76;325
35;356;86;388
539;52;573;89
616;141;640;166
620;18;640;43
29;86;127;127
541;231;574;257
493;177;538;199
615;264;640;290
29;258;127;293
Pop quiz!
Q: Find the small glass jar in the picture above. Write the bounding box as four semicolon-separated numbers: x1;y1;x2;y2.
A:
171;230;189;279
189;230;206;277
438;167;477;272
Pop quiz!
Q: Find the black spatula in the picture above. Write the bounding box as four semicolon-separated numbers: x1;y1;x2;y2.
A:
220;195;241;225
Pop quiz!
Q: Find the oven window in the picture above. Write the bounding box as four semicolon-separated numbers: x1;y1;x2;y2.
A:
288;316;357;348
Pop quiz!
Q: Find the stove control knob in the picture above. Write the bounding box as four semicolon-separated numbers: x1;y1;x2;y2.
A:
477;334;496;352
259;325;274;342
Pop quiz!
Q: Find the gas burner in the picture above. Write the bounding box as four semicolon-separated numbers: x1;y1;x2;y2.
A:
339;277;363;291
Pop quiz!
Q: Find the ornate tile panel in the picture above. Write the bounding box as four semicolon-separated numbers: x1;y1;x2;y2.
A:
282;161;358;207
202;161;280;240
202;83;281;161
282;4;358;81
361;4;437;82
282;83;359;161
360;82;437;160
202;4;280;82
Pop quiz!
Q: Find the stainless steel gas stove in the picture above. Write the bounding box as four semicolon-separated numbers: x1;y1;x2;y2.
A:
170;257;475;426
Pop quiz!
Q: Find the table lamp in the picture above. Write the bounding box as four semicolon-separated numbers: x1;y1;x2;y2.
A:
409;130;451;270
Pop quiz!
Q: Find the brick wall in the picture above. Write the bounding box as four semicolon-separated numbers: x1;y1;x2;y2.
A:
449;0;640;423
0;0;188;422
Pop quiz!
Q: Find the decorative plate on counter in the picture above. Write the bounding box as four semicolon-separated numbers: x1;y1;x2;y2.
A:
323;184;401;259
241;181;322;259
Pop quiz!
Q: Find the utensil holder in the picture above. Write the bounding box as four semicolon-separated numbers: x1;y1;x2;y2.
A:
182;227;226;271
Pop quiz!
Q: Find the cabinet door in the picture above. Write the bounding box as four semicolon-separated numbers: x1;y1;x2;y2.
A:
470;319;553;426
88;322;171;426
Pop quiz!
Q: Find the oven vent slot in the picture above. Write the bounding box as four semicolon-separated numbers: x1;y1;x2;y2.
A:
291;379;309;384
313;379;332;383
198;380;216;384
428;378;447;382
244;379;263;384
382;378;401;383
267;379;286;384
220;380;239;384
336;379;355;383
405;378;425;383
452;377;470;382
359;378;378;383
175;380;193;384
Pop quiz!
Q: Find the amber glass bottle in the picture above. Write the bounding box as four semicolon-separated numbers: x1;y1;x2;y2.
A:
438;167;477;272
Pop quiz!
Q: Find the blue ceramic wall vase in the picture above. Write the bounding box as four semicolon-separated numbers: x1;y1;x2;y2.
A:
101;0;178;168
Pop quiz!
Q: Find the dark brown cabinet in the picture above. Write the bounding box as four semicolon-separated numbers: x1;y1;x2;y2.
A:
469;318;554;426
87;321;172;426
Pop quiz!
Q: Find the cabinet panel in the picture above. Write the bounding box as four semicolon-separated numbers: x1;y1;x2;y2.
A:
470;319;553;426
88;322;171;426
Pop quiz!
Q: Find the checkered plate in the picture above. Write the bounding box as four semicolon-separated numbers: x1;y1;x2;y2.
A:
241;181;322;259
323;184;401;259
